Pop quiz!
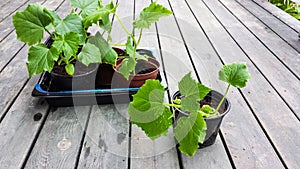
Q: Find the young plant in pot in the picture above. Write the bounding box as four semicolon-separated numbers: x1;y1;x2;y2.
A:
128;62;251;156
12;0;118;90
110;2;173;87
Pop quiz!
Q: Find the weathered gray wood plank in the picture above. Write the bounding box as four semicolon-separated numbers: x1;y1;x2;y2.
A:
77;104;129;169
196;0;300;168
206;0;300;118
0;76;49;169
236;0;300;52
24;106;91;169
0;0;28;20
251;0;300;33
171;0;285;168
0;0;69;120
220;0;300;78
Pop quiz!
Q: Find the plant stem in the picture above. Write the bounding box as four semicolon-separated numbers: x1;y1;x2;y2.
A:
111;43;126;46
136;29;143;47
165;103;182;108
215;84;231;114
114;13;131;36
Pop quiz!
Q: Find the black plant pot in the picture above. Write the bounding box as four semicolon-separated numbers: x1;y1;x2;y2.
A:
50;63;99;91
172;90;231;148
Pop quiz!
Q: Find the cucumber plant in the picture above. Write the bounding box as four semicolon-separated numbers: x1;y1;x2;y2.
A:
128;62;251;156
111;2;173;79
12;0;118;76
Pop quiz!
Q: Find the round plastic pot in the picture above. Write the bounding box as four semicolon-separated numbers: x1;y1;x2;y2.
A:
172;90;231;148
50;63;98;91
112;57;160;88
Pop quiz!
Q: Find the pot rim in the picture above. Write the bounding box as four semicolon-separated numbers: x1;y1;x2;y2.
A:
114;58;160;77
51;63;99;78
172;90;231;120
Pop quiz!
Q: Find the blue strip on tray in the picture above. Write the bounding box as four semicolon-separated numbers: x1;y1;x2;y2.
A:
35;84;140;94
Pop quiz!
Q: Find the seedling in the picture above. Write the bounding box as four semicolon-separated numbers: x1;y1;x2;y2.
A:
128;62;251;156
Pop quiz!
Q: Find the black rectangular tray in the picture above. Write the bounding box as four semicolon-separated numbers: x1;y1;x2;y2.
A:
32;49;168;107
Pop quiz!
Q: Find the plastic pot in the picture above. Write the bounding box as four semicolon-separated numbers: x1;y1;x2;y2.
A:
112;57;160;88
50;63;98;91
172;90;231;148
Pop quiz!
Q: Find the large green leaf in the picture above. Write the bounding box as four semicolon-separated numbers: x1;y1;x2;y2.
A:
134;2;173;29
27;44;59;76
77;43;101;66
12;3;52;45
52;32;80;60
219;62;251;88
174;112;207;156
88;32;117;65
118;57;136;80
70;0;99;17
54;13;85;44
128;80;173;139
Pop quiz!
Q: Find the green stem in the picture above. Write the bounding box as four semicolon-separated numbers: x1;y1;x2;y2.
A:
114;13;131;36
165;103;182;108
215;84;231;114
136;29;143;47
111;43;126;46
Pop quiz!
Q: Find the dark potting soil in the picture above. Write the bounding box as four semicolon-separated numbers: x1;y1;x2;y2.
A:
135;61;157;75
52;62;96;76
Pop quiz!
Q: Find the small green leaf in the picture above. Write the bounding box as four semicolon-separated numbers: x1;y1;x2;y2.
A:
134;2;173;29
125;36;134;56
118;57;136;80
54;13;85;44
52;32;80;60
219;62;251;88
12;3;52;45
174;112;207;156
77;43;101;66
136;54;149;61
65;63;75;76
128;80;173;139
88;32;117;65
27;44;59;76
70;0;99;17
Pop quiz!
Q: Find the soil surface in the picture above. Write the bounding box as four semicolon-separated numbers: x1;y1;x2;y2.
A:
52;62;96;76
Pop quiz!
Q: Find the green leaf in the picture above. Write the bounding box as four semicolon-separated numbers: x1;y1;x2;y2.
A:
54;13;85;44
77;43;101;66
125;36;134;56
174;112;207;156
218;62;251;88
27;44;59;76
65;63;75;76
134;2;173;29
118;57;136;80
178;72;200;113
70;0;99;17
88;32;117;65
136;54;149;61
52;32;80;60
12;3;52;45
198;83;211;100
128;80;173;139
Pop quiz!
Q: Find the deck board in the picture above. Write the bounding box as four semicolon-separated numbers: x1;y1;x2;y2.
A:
0;0;299;168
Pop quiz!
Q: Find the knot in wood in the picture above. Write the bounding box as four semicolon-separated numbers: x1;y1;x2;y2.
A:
57;138;72;151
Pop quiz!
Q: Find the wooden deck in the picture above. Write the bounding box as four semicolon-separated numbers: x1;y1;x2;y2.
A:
0;0;299;168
